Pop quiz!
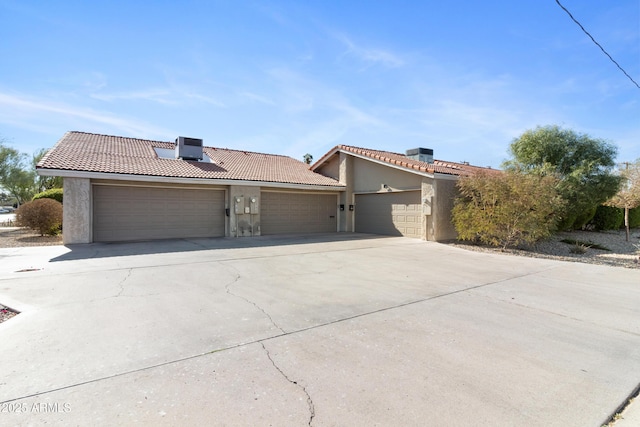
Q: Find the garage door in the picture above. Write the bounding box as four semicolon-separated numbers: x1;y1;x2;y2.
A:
355;191;422;238
93;185;225;242
261;192;337;235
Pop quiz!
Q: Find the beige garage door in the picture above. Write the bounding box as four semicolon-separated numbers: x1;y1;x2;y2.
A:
261;192;337;235
355;191;422;238
93;185;225;242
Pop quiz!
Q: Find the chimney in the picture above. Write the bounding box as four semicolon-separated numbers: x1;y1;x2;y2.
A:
175;137;203;160
405;147;433;163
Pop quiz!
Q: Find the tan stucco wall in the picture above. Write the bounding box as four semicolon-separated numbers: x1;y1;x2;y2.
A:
432;177;458;241
316;155;340;180
339;153;354;231
421;178;435;241
331;153;461;242
63;177;91;244
352;157;423;193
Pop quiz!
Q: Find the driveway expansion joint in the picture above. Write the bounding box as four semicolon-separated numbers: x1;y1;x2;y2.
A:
260;342;315;426
603;381;640;426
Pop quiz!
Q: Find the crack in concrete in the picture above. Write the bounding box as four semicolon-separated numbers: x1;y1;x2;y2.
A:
115;269;133;297
2;265;574;408
261;342;315;426
223;265;287;334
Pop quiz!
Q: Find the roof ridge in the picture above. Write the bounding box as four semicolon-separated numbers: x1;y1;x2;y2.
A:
39;131;341;186
205;146;297;159
312;144;497;177
339;144;406;157
68;131;169;145
67;131;300;160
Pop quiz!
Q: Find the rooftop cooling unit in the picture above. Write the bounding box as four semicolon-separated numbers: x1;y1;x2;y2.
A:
406;147;433;163
175;137;203;160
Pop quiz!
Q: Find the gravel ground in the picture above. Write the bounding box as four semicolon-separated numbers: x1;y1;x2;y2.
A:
0;305;17;323
446;229;640;269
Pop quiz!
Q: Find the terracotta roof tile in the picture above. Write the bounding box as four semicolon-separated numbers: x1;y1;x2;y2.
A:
37;132;343;187
313;145;497;176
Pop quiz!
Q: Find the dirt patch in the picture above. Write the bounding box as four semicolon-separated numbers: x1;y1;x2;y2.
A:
0;305;18;323
0;227;63;248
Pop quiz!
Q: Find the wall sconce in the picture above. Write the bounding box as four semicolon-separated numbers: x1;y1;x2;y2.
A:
349;205;354;211
340;204;345;211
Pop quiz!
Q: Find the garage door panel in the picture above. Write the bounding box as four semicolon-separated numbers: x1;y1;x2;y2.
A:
261;192;337;235
93;186;225;242
355;191;422;238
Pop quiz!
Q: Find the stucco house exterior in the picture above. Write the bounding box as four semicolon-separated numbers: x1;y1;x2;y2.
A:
36;131;491;244
311;145;491;242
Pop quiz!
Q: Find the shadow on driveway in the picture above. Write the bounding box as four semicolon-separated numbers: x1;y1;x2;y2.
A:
50;232;390;262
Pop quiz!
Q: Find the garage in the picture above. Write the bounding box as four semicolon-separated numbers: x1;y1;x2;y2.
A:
354;191;423;238
260;192;337;235
93;185;226;242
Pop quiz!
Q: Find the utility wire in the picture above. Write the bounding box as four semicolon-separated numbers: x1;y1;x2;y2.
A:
555;0;640;89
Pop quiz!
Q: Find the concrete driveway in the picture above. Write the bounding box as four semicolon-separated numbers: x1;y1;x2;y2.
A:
0;234;639;426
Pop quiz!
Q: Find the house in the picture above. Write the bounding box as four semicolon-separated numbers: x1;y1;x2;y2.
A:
36;131;491;244
311;145;491;242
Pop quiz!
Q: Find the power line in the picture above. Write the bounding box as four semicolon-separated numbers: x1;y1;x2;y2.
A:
555;0;640;89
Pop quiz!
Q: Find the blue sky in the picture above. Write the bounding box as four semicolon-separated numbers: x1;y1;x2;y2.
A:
0;0;638;168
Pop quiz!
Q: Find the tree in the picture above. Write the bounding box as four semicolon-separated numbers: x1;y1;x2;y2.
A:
0;142;37;205
303;153;313;165
33;148;62;191
604;160;640;241
452;170;565;249
504;125;621;230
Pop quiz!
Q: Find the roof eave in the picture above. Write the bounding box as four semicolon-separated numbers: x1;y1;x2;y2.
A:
37;168;346;191
310;145;342;171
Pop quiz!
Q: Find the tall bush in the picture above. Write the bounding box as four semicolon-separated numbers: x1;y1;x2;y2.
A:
590;205;623;231
452;170;564;249
32;187;63;203
629;207;640;229
504;125;621;230
15;198;63;236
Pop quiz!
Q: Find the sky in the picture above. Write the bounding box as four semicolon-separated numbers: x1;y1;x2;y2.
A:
0;0;638;169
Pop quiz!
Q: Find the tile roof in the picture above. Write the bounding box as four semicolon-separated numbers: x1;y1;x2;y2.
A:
37;132;343;187
313;145;497;176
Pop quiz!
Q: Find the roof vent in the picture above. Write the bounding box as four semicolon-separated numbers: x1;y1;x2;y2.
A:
175;137;203;160
405;147;433;163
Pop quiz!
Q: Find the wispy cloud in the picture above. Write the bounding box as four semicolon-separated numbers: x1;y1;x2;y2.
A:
238;91;276;106
183;92;226;107
90;87;226;107
259;66;387;157
0;91;174;139
334;33;405;68
90;89;174;104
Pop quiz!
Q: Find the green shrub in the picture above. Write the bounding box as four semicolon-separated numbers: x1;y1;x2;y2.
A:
15;199;63;236
452;170;564;249
32;188;63;203
572;206;597;230
590;205;623;231
629;207;640;229
557;212;578;231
